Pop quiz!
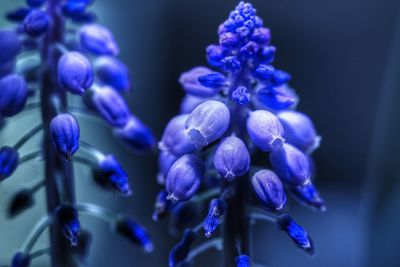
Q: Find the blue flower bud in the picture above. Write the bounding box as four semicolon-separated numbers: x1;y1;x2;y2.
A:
159;114;196;156
0;74;28;117
58;52;94;95
158;151;178;178
198;72;226;88
256;85;297;110
179;94;209;114
8;189;34;218
70;12;97;24
113;115;156;152
26;0;45;7
259;46;276;64
93;154;131;197
179;67;221;97
152;190;173;221
231;86;250;105
270;143;311;185
276;214;314;254
0;30;21;63
206;45;225;67
62;2;87;18
236;26;251;39
251;169;286;210
185;100;230;149
252;64;275;81
213;136;250;181
219;32;238;48
251;27;271;44
272;69;291;86
290;181;326;211
50;113;80;160
6;7;31;22
203;198;226;238
11;252;30;267
22;9;49;37
278;110;320;153
166;154;204;202
221;56;241;72
239;41;259;58
0;147;19;181
56;204;80;246
254;16;263;27
94;56;131;93
235;255;250;267
114;216;153;252
246;110;285;152
79;24;119;55
88;86;131;127
169;229;198;267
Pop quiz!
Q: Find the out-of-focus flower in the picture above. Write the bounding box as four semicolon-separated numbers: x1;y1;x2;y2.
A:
56;204;80;246
0;146;19;181
235;255;250;267
11;252;30;267
79;24;119;55
203;198;226;238
179;67;223;97
256;85;298;110
158;151;178;179
290;181;326;211
114;216;153;252
22;9;49;37
94;56;131;93
179;94;209;114
6;7;31;22
152;190;173;221
0;30;21;63
50;113;80;160
252;169;286;210
169;229;198;267
0;74;28;117
7;189;34;218
26;0;45;8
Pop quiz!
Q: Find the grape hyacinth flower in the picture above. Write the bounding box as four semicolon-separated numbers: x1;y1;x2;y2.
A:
155;2;325;266
0;1;154;266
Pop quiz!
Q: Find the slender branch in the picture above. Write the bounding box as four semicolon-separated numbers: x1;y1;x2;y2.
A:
187;238;223;261
73;155;97;168
31;179;46;193
246;206;277;223
79;140;105;161
21;216;53;253
192;187;220;202
13;124;43;150
30;247;51;260
76;203;118;222
19;150;43;165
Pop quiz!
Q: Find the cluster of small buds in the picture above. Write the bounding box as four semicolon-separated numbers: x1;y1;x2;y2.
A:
155;2;325;266
1;0;155;265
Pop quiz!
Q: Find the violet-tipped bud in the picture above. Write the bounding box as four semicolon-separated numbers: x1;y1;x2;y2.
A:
278;110;320;153
6;8;31;22
11;252;30;267
221;56;241;72
92;154;132;197
290;181;326;211
235;255;250;267
62;2;86;18
114;216;153;252
272;69;291;86
179;94;209;114
166;154;204;202
246;110;285;152
206;44;225;67
50;113;80;160
259;46;276;64
56;204;80;246
185;100;230;149
152;190;173;221
256;85;297;110
94;56;131;93
22;9;49;37
179;67;222;97
79;24;119;55
7;189;34;218
113;115;156;152
0;146;19;181
87;86;130;127
219;32;239;48
58;52;93;95
26;0;45;7
159;114;196;156
251;27;271;44
203;198;226;238
213;136;250;181
276;214;314;255
239;41;259;58
270;143;311;185
198;72;226;88
252;64;275;81
252;169;286;210
232;86;250;105
169;229;198;267
0;30;21;63
0;74;28;117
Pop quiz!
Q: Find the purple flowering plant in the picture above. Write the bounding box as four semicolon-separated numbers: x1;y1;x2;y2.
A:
0;0;156;266
155;2;325;266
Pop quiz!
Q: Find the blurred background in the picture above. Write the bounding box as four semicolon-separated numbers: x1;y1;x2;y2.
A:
1;0;400;266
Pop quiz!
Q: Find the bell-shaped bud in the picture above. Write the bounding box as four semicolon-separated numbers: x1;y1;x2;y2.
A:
203;198;226;238
206;44;225;67
185;100;230;149
22;9;49;37
198;72;226;88
158;151;178;178
179;67;222;97
213;136;250;181
79;24;119;55
251;169;286;210
235;255;250;267
0;146;19;181
270;143;311;185
55;204;80;246
0;30;21;63
58;52;94;95
231;86;250;105
169;229;198;267
159;114;196;156
290;181;326;211
221;56;241;72
278;110;320;153
276;214;314;255
11;252;30;267
271;69;291;86
94;56;131;93
259;45;276;64
62;2;87;18
219;32;239;48
6;7;31;22
7;189;34;218
92;154;131;197
252;64;275;81
70;12;97;24
239;41;259;58
114;215;153;252
50;113;80;160
113;115;156;152
152;190;173;221
251;27;271;44
256;85;297;111
166;154;204;202
86;86;130;127
0;74;28;117
26;0;45;7
246;110;285;152
179;94;209;114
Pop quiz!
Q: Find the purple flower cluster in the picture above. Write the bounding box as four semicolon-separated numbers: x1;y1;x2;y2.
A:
155;2;325;266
